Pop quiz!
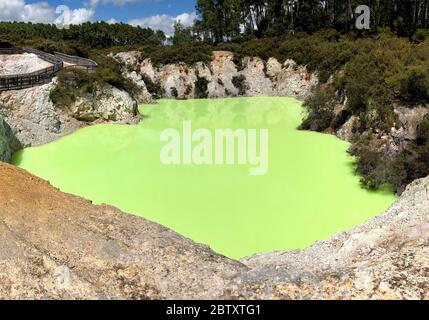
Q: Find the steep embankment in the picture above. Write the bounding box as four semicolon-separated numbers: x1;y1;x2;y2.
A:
0;80;139;147
0;50;141;148
114;51;318;100
1;162;429;299
0;162;245;299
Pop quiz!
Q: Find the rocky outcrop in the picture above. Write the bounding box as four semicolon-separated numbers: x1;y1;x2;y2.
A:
0;79;138;147
335;101;429;160
394;104;429;140
0;116;20;162
121;70;154;104
69;83;138;122
112;52;155;104
113;50;318;100
269;59;318;100
159;63;198;99
1;161;429;300
337;115;358;141
0;80;79;147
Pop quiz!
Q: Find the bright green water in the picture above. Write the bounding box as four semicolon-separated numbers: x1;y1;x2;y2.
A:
13;97;396;259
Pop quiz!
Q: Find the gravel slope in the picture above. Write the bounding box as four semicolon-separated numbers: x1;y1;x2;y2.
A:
0;162;429;299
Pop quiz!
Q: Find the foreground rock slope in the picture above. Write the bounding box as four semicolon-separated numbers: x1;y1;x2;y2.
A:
0;162;244;299
1;162;429;299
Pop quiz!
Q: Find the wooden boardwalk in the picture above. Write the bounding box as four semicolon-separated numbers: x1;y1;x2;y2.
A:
0;48;97;92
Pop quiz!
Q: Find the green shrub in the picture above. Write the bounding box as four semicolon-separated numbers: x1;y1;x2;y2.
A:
140;43;212;66
90;53;140;99
349;136;391;190
416;116;429;146
232;75;248;96
170;87;178;98
50;69;97;108
51;56;140;108
194;75;209;98
400;66;429;101
389;144;429;192
141;74;164;98
413;29;429;43
300;86;335;132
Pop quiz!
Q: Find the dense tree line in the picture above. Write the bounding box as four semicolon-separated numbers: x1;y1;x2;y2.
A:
193;0;429;43
0;21;165;50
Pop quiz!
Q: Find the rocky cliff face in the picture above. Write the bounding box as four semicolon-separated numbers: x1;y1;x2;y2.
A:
68;83;138;123
0;79;138;147
0;117;20;162
1;161;429;300
0;80;79;147
0;50;318;148
335;99;429;164
113;51;318;101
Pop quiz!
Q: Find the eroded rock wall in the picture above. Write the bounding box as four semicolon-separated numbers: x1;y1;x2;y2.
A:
113;51;318;101
0;79;138;147
68;83;137;123
335;98;429;163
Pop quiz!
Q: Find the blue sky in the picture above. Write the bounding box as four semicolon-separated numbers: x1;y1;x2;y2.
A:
0;0;197;35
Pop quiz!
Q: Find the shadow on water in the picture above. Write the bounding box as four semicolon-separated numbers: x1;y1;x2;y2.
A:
11;149;24;166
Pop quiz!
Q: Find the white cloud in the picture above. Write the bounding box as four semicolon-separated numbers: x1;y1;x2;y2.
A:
0;0;195;34
60;8;94;25
175;12;197;26
0;0;55;23
0;0;93;24
129;11;196;36
70;8;94;24
106;18;119;24
87;0;157;9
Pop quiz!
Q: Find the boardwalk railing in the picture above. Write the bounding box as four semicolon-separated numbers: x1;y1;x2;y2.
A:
0;48;97;91
0;48;25;55
54;52;98;71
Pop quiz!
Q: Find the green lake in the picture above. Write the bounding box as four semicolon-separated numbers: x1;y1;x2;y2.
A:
13;97;396;259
